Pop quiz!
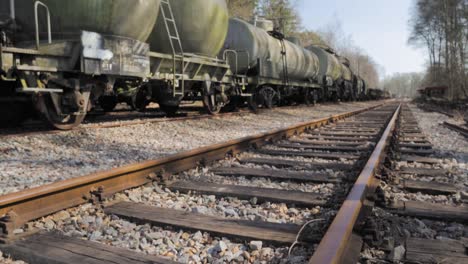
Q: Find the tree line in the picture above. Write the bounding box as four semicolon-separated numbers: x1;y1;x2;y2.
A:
409;0;467;100
225;0;381;88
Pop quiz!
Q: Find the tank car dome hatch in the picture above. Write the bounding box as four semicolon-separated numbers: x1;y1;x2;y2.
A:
253;18;274;32
148;0;229;57
222;18;319;81
3;0;161;43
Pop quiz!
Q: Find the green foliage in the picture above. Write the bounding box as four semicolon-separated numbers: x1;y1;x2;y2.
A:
226;0;258;20
257;0;300;35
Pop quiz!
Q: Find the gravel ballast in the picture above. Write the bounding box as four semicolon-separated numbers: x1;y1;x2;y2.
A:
0;102;381;196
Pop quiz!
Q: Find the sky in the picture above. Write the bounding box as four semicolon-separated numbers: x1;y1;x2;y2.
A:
298;0;426;77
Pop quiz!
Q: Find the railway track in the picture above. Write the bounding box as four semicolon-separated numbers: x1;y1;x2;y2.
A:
0;107;251;139
0;102;382;139
353;105;468;263
443;121;468;138
0;103;406;263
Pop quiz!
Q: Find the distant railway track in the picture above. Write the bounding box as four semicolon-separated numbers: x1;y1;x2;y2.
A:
0;107;253;139
443;121;468;138
0;102;372;139
0;103;410;264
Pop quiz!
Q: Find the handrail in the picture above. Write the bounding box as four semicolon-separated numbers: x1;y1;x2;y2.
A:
10;0;15;19
34;1;52;49
223;49;250;75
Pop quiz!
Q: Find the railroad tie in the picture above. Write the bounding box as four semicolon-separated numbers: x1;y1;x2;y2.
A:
210;167;342;183
0;232;178;264
165;181;326;207
104;202;320;245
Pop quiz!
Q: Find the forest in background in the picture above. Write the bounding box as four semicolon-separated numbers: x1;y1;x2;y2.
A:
225;0;381;89
408;0;467;100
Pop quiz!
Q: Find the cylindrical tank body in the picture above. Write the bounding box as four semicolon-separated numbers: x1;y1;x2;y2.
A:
223;18;319;81
341;63;353;81
286;36;302;46
148;0;229;56
357;77;366;95
2;0;160;42
335;56;353;81
306;45;343;81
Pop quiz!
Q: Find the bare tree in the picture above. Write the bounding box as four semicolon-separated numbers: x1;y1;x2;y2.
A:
409;0;467;100
382;72;425;98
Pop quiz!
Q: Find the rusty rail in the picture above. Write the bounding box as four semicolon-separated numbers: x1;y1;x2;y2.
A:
0;109;252;139
309;104;401;264
0;104;383;237
443;121;468;138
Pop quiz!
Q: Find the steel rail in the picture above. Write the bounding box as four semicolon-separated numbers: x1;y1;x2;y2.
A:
0;104;383;237
309;104;401;264
443;121;468;138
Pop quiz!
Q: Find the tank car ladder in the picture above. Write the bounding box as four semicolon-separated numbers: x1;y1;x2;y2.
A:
279;39;289;86
160;0;185;97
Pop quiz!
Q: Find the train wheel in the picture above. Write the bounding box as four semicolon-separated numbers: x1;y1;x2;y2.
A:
202;92;222;115
257;86;277;109
304;89;318;106
159;104;179;117
34;94;87;130
132;87;151;112
98;96;118;112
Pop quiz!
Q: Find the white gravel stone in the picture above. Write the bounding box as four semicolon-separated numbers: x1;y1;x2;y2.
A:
388;245;405;261
0;250;27;264
249;241;263;250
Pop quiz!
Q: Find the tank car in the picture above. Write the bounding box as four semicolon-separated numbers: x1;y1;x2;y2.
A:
0;0;160;129
306;45;343;101
221;18;321;108
337;56;355;101
355;77;367;100
108;0;236;115
367;88;387;100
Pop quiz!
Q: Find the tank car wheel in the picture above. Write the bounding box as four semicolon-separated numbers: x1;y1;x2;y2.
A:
222;96;240;113
160;104;179;117
34;94;87;130
202;92;222;115
132;86;151;112
257;86;278;109
304;89;318;106
98;96;118;112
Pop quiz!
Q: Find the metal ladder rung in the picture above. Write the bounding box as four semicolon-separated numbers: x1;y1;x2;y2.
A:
160;0;185;97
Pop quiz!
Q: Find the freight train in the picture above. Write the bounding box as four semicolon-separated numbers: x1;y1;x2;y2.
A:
0;0;370;129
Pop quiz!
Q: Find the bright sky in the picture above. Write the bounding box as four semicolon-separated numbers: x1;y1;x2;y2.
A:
298;0;426;76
